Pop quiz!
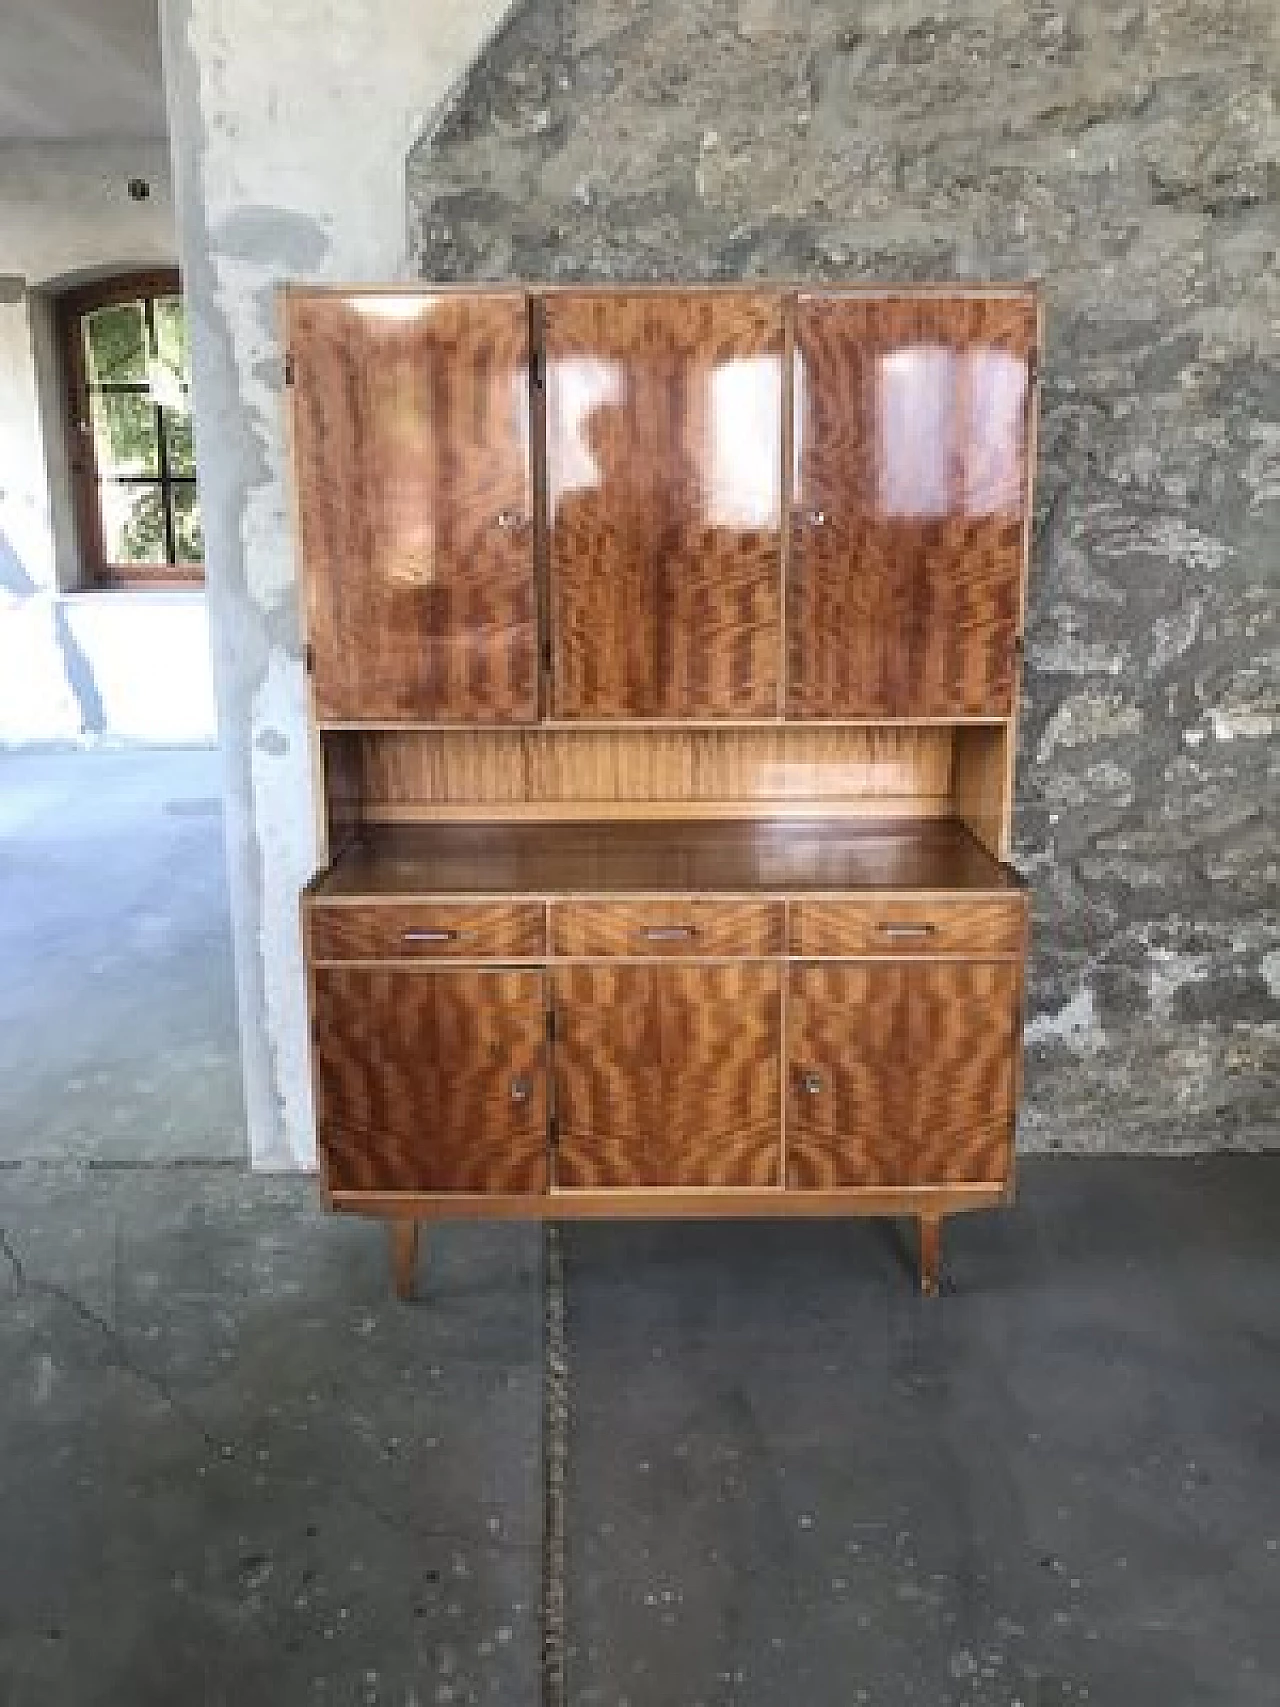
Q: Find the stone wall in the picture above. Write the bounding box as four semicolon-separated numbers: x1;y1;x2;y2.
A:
409;0;1279;1150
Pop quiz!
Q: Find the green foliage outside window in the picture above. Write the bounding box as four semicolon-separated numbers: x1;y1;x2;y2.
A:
82;293;204;568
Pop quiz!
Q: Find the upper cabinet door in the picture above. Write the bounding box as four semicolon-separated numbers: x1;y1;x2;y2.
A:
544;291;783;719
287;290;537;723
789;291;1037;719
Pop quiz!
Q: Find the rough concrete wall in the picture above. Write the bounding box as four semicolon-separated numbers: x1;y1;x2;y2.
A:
409;0;1279;1151
0;282;84;740
160;0;522;1167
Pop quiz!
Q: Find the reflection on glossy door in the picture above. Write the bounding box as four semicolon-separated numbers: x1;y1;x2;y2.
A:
789;292;1036;718
288;290;537;723
545;292;784;718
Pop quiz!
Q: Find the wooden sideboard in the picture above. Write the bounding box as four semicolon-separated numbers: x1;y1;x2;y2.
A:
286;283;1040;1297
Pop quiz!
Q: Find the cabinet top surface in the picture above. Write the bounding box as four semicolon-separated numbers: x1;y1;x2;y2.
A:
309;817;1022;901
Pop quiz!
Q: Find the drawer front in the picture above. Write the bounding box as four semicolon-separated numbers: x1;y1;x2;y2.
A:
307;902;545;961
789;897;1025;958
550;899;783;958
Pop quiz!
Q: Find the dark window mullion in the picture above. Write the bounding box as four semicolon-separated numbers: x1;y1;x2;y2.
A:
144;293;179;567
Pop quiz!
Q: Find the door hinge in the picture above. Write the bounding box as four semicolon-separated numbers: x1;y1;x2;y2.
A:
530;347;545;393
284;351;295;387
548;1112;559;1149
304;643;315;675
545;1007;557;1043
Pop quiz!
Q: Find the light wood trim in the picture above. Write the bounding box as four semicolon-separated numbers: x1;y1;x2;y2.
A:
290;281;1041;302
1001;293;1043;861
365;796;954;824
328;1183;1010;1218
951;723;1011;861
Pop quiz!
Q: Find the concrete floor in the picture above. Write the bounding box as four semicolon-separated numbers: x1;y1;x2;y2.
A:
1;751;1278;1704
0;747;242;1163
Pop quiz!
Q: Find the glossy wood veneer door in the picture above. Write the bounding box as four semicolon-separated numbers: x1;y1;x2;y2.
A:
287;290;537;723
789;291;1036;718
786;960;1020;1187
552;962;781;1188
544;291;784;718
312;966;547;1194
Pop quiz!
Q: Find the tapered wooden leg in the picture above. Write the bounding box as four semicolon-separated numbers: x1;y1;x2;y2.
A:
390;1219;421;1302
918;1214;942;1296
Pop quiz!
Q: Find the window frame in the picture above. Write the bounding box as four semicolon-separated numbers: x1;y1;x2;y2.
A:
60;269;204;588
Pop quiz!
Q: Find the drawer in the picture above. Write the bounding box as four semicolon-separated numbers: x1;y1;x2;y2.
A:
306;901;545;961
789;897;1026;958
550;899;783;958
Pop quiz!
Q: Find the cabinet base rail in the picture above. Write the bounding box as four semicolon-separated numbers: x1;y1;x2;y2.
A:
340;1183;1013;1299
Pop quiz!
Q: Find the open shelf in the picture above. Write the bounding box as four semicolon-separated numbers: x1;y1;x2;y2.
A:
309;815;1022;900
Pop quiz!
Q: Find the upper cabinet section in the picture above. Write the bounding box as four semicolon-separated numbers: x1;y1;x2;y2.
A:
788;291;1037;719
544;291;784;719
287;290;537;724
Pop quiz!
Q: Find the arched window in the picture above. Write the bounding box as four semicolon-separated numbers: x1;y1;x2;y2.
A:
60;270;204;586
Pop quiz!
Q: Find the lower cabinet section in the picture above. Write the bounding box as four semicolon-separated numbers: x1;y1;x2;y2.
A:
551;962;782;1189
312;966;548;1194
310;954;1022;1198
786;960;1020;1188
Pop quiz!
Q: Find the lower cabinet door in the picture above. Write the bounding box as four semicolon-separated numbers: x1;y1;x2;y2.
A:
786;961;1021;1188
552;963;782;1189
312;966;548;1195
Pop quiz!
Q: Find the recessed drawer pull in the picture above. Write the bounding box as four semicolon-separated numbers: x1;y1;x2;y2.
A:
640;924;699;942
402;927;464;944
877;922;936;939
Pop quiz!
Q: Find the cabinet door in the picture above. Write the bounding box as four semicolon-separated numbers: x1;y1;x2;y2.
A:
545;291;783;718
552;963;781;1188
786;961;1020;1188
288;290;537;723
312;967;547;1195
788;292;1036;717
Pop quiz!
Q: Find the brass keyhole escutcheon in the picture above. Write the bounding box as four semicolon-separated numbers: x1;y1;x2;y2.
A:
801;1069;823;1096
509;1073;533;1104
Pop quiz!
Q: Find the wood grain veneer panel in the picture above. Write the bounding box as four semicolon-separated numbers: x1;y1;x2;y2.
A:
287;289;536;722
550;899;782;958
312;966;547;1194
357;725;954;817
307;901;545;961
786;960;1020;1188
552;962;781;1188
790;291;1037;718
544;291;783;717
789;896;1026;958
